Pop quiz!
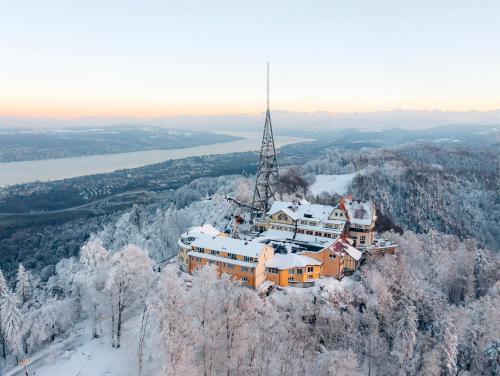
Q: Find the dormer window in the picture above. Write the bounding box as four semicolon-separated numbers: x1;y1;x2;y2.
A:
278;214;288;221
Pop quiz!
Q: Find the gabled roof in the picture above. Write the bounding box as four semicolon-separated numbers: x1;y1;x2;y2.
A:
329;237;363;261
266;253;322;270
341;198;376;226
191;233;266;258
267;201;336;222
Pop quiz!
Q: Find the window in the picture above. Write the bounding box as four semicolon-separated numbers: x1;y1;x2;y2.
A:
211;250;219;255
242;277;249;284
228;253;237;260
227;263;235;269
308;275;313;279
195;247;203;252
242;266;249;273
209;260;216;265
267;267;278;274
360;235;366;244
243;256;254;262
330;253;336;259
196;257;202;262
310;221;317;226
289;269;295;275
288;277;294;282
307;266;314;273
296;269;303;275
278;214;288;221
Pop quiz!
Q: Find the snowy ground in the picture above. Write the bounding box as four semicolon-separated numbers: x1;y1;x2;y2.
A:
5;316;144;376
310;173;359;196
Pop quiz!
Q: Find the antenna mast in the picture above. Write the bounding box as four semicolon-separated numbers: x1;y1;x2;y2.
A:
267;62;270;110
250;63;280;221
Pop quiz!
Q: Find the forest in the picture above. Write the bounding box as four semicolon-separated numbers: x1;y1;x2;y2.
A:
0;136;498;375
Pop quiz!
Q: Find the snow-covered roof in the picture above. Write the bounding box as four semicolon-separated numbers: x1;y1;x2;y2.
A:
187;251;256;267
342;198;375;226
329;237;363;261
191;233;266;258
266;253;322;270
259;229;335;248
267;201;336;222
185;223;221;237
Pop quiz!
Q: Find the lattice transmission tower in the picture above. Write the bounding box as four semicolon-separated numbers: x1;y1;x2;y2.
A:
250;63;280;220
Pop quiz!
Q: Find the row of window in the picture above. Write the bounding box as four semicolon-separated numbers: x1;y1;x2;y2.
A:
194;248;255;262
296;229;338;239
266;266;316;275
324;223;343;229
192;257;254;273
288;274;315;282
271;224;293;232
270;224;341;239
300;220;317;226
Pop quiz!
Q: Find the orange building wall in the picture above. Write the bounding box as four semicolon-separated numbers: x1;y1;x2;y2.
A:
188;244;275;288
266;265;322;287
302;250;343;278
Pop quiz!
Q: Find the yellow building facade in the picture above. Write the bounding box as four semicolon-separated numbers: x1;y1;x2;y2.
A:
265;253;322;287
181;232;274;288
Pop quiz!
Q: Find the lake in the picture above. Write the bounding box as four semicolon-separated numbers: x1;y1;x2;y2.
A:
0;132;311;186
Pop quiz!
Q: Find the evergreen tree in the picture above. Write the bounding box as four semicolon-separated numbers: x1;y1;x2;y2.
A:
0;291;23;355
0;269;7;359
15;264;31;304
129;203;143;229
0;270;7;297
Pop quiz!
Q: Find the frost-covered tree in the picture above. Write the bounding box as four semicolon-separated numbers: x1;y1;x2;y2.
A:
442;322;459;376
0;269;7;359
79;238;110;339
129;203;143;229
0;270;7;297
106;245;153;348
153;265;196;376
15;264;31;304
0;291;23;356
25;297;75;350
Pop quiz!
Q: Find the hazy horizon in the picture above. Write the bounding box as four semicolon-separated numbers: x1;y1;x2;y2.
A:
1;109;499;131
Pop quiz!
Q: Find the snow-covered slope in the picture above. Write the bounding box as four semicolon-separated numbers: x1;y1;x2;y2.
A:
310;173;358;195
5;317;144;376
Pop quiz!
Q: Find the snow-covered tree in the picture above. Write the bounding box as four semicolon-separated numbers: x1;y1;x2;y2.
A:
0;269;7;359
0;291;23;356
25;297;75;350
79;238;110;339
129;203;143;229
106;245;153;348
153;265;196;376
15;264;31;304
0;270;7;297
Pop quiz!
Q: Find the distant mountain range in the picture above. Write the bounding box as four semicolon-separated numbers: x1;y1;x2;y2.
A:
1;109;499;131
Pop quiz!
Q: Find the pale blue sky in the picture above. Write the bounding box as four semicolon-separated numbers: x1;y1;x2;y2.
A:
0;0;499;116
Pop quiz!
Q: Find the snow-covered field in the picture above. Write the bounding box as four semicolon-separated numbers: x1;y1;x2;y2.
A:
4;317;143;376
310;173;359;196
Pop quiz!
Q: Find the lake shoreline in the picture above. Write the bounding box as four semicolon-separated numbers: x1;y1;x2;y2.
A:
0;132;313;187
